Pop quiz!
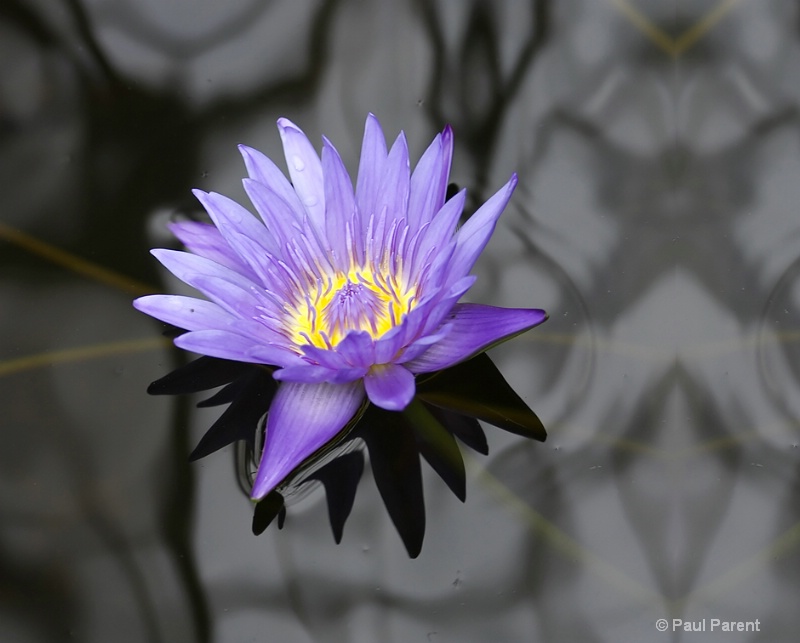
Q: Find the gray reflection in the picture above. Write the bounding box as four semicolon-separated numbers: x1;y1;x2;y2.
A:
2;0;800;641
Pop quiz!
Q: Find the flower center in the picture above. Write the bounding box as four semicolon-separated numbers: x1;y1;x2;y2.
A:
286;269;416;349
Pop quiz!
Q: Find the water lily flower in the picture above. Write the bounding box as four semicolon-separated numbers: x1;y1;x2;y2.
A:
134;115;546;500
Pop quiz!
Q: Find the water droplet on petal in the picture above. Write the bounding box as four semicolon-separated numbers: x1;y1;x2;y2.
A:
292;155;305;171
304;194;318;207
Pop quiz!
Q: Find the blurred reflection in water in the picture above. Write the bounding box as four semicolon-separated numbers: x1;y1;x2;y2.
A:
2;0;800;641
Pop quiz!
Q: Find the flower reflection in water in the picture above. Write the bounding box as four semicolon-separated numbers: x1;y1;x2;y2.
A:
149;350;546;557
136;115;548;556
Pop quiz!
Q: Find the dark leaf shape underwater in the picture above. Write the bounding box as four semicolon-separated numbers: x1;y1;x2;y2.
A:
148;351;545;557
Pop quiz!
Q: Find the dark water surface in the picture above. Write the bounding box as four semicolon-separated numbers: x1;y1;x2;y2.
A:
2;1;800;641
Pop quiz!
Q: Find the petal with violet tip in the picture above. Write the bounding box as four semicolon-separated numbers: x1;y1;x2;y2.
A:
445;175;518;282
133;294;238;332
355;113;388;223
408;128;451;231
277;118;326;226
364;363;416;411
251;380;366;499
406;303;548;374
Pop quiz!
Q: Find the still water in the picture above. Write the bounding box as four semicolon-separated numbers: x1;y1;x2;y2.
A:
2;1;800;641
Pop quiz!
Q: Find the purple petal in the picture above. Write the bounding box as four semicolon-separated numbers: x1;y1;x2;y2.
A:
416;274;477;338
168;221;257;281
135;290;287;348
300;343;350;370
193;189;279;262
238;144;306;214
407;188;466;280
272;363;337;383
396;323;452;363
321;137;357;270
373;321;409;364
243;178;303;247
151;249;271;323
334;330;375;368
277;118;325;227
174;329;297;367
375;132;410;223
251;381;366;499
405;303;547;373
151;248;257;298
133;294;235;331
446;175;518;281
355;113;388;222
364;363;415;411
408;126;452;232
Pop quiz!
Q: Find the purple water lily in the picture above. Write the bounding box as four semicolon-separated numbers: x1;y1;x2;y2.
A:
134;115;546;500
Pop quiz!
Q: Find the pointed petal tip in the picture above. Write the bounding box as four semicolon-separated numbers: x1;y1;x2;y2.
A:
250;380;366;499
131;296;148;312
276;116;300;131
237;143;256;162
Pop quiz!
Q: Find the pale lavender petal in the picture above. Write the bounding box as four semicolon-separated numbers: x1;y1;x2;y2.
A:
440;124;454;183
189;274;265;321
364;363;415;411
407;188;466;279
168;221;257;280
251;381;365;499
133;294;235;331
238;144;306;214
192;190;280;267
355;113;388;222
174;329;280;365
321;137;357;270
446;175;518;281
152;249;276;325
243;178;303;247
151;248;257;296
407;128;450;231
135;291;287;348
374;132;410;221
277;118;325;227
272;363;338;383
224;232;280;293
405;303;547;373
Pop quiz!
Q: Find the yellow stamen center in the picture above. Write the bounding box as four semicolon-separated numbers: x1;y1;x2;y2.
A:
286;268;417;349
